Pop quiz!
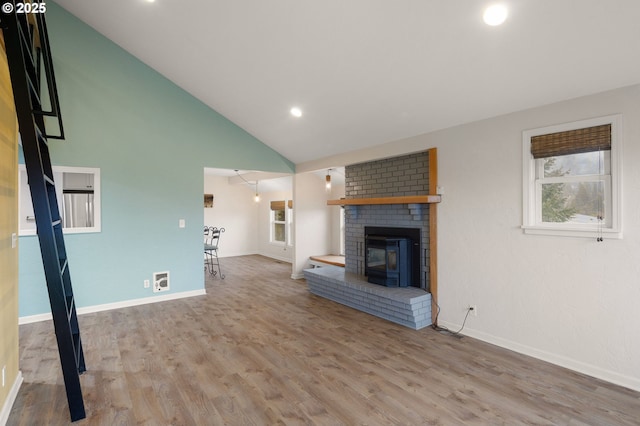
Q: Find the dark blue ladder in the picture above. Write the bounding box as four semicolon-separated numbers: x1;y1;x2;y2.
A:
2;3;86;421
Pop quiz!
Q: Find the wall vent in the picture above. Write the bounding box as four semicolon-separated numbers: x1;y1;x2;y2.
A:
153;271;170;293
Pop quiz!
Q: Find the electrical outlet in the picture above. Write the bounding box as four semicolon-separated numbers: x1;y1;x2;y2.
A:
469;305;477;317
144;279;150;289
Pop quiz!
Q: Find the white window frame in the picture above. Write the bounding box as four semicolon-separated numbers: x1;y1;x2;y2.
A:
270;208;286;245
522;115;622;239
286;203;293;247
270;200;293;246
19;165;102;236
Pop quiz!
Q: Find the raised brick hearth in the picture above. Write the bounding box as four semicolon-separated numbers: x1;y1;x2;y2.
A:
305;266;432;330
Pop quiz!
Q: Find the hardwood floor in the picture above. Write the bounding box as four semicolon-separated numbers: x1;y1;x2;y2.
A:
8;255;640;425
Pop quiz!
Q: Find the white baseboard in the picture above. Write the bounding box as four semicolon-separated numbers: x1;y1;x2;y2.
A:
19;289;207;325
291;272;305;280
216;251;257;258
18;312;52;325
259;253;293;263
0;371;23;426
438;320;640;393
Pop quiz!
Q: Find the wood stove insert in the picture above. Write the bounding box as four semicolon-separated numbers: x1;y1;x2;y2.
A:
364;226;421;288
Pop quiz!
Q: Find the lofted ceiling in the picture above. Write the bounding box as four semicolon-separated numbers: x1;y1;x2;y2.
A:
53;0;640;165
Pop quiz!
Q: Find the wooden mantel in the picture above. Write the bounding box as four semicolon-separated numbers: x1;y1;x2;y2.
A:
327;194;441;206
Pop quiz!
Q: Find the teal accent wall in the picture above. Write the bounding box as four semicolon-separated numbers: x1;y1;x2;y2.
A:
18;3;294;317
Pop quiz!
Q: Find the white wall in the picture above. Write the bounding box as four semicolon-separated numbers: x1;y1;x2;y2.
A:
329;182;346;255
292;173;333;278
294;84;640;391
204;174;258;257
257;189;293;262
436;85;640;392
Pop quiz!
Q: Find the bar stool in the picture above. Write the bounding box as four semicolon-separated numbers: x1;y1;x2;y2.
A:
204;226;225;279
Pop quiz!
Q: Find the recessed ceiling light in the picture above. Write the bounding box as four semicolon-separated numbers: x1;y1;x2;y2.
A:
483;4;508;26
290;107;303;118
145;0;156;3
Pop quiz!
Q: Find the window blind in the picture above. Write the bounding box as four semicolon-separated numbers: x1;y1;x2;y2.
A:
530;124;611;159
270;200;293;210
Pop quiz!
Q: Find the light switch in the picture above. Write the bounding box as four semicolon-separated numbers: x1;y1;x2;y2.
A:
11;233;17;249
179;219;185;228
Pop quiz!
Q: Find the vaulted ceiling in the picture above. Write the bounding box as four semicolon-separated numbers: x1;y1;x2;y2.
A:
54;0;640;165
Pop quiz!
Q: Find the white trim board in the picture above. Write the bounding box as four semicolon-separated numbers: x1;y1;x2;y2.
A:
18;289;206;325
0;371;23;426
259;252;293;264
438;320;640;393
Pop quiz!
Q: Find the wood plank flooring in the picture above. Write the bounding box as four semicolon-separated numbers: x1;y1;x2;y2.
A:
7;255;640;425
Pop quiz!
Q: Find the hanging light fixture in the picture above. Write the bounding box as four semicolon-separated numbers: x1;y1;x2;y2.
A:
234;169;260;202
325;169;332;191
254;180;260;202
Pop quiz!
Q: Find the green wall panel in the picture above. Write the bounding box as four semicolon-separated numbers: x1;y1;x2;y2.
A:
18;2;294;316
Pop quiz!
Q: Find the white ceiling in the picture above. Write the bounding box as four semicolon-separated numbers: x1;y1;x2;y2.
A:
54;0;640;165
204;167;291;192
204;167;344;193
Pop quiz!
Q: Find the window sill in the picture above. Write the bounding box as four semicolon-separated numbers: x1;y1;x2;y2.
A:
521;225;622;239
19;227;102;237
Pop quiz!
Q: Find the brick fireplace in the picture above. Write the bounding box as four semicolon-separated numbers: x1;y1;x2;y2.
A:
345;151;431;290
304;150;437;330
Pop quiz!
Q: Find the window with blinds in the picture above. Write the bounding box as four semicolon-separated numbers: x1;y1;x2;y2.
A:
522;115;621;239
270;199;293;245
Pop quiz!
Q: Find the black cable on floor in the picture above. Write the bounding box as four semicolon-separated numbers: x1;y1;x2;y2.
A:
431;297;473;338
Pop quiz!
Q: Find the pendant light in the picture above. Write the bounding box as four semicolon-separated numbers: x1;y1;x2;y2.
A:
254;180;260;203
234;169;260;202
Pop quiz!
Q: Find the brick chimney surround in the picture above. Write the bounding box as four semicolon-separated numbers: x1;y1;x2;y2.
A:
304;151;437;330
